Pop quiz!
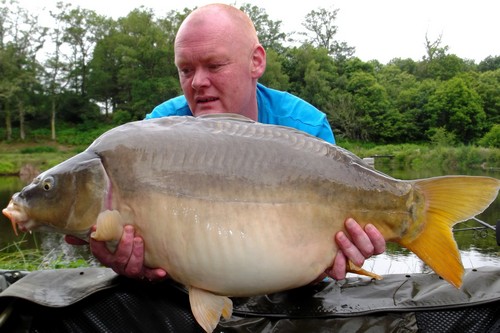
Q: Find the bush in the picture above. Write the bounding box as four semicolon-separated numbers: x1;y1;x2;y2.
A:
427;127;457;146
20;146;58;154
0;160;17;174
112;110;132;125
479;124;500;148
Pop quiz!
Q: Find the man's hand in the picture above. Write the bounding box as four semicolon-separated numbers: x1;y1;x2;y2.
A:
326;218;386;280
90;225;168;280
65;225;168;281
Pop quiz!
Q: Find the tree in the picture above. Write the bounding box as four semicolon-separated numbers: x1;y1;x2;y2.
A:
345;71;398;142
301;6;354;60
0;0;46;140
478;55;500;72
240;3;287;53
423;33;448;62
88;8;181;120
473;69;500;126
418;33;472;80
53;4;108;97
397;79;438;142
426;77;486;143
282;44;335;97
259;48;289;91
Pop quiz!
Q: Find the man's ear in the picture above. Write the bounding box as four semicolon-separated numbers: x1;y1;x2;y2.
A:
251;44;266;79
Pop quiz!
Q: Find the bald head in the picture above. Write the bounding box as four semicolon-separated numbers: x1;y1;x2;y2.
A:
175;4;259;52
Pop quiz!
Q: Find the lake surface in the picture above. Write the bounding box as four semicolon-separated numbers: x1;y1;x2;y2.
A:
0;161;499;275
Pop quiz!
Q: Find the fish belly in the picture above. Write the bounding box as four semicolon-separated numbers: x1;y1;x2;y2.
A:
127;194;339;297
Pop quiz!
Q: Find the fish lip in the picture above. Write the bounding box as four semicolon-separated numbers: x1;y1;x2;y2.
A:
2;196;30;236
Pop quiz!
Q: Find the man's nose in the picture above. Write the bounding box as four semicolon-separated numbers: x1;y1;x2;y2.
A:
191;68;210;90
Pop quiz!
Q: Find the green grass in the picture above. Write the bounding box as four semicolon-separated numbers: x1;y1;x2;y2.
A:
338;140;500;172
0;237;93;271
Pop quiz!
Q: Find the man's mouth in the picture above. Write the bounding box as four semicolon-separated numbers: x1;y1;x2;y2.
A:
197;97;219;103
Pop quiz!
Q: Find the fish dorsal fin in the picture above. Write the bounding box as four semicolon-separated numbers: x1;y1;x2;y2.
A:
197;113;255;123
188;286;233;333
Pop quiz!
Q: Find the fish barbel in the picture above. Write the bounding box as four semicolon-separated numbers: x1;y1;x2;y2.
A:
3;114;500;332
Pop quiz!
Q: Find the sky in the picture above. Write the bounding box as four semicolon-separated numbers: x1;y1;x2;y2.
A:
16;0;500;64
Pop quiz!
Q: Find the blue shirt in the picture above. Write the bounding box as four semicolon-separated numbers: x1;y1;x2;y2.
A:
146;83;335;144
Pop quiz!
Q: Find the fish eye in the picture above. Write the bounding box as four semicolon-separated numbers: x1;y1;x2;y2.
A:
42;176;55;191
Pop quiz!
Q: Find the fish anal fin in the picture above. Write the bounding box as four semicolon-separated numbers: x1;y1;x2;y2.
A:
401;176;500;288
347;260;383;280
188;286;233;333
91;210;123;242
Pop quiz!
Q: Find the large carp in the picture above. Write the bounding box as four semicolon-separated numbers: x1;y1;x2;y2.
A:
3;115;500;332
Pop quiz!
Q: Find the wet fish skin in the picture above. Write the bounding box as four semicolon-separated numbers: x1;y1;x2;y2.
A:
3;115;500;333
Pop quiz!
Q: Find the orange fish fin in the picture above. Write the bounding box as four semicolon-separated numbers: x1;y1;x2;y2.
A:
188;286;233;333
401;176;500;288
347;260;383;280
91;210;123;241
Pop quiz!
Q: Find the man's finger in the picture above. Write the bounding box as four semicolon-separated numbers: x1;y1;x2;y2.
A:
365;223;386;255
344;218;374;258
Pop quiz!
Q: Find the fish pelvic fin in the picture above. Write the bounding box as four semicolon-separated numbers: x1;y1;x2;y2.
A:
188;286;233;333
400;176;500;288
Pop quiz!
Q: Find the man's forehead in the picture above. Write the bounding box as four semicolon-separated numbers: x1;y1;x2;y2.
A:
174;46;231;65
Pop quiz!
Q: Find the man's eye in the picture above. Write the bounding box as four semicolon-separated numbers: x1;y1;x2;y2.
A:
209;63;224;70
179;68;193;76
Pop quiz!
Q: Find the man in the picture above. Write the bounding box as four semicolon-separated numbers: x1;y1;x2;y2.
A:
68;3;385;282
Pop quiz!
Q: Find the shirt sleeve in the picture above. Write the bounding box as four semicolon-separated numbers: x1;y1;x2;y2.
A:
256;84;336;144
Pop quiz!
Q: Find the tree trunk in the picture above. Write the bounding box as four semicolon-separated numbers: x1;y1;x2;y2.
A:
18;100;25;140
4;106;12;141
51;96;57;141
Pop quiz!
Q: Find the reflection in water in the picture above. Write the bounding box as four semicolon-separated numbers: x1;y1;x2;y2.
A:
362;248;500;277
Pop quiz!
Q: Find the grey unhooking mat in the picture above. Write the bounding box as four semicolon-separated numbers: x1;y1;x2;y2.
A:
0;266;499;332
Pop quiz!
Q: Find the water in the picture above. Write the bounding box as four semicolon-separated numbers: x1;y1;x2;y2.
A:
362;161;500;276
0;163;499;274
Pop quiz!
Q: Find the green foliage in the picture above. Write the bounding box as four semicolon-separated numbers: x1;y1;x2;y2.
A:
112;110;133;125
20;146;58;154
425;77;487;143
0;238;92;271
427;127;457;146
0;160;17;174
479;124;500;148
56;125;113;146
259;49;290;90
345;142;499;172
0;2;499;146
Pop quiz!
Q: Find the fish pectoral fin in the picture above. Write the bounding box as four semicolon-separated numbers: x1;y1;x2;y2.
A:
188;286;233;333
91;210;123;242
347;260;383;280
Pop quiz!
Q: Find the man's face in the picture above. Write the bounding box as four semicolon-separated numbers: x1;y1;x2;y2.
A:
174;17;259;119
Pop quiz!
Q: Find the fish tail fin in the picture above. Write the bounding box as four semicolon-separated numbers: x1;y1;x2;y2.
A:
400;176;500;288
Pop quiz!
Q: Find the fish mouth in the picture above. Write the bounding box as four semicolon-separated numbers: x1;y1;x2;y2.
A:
2;197;30;236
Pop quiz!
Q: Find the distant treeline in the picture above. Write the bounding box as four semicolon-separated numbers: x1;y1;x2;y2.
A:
0;1;499;146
